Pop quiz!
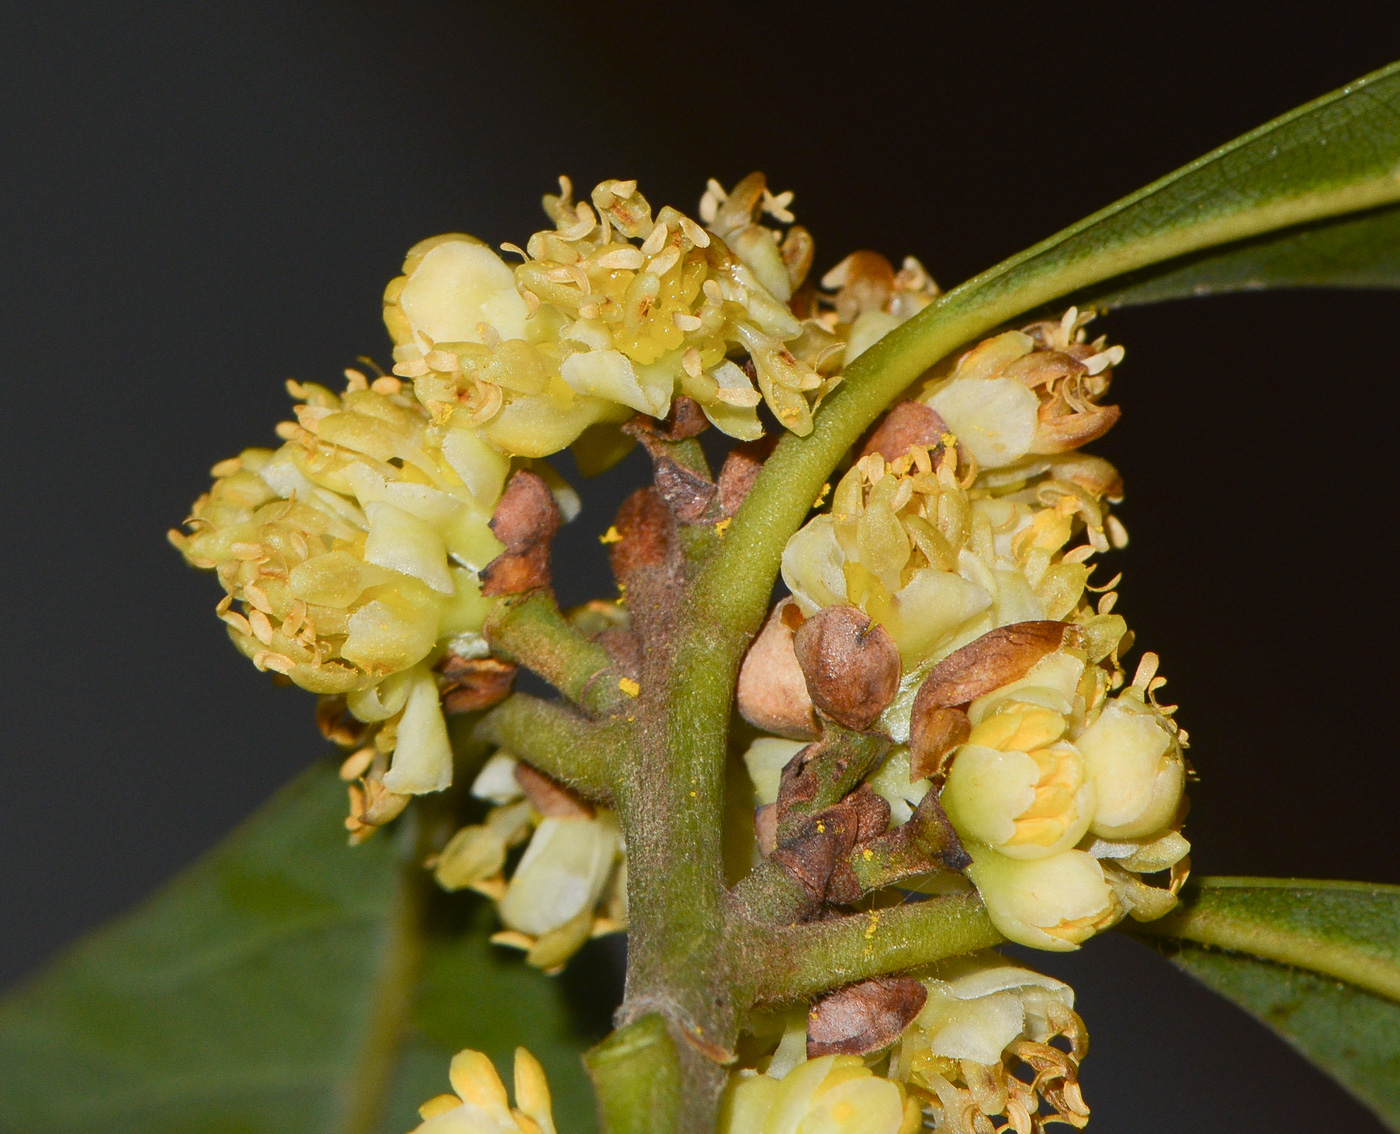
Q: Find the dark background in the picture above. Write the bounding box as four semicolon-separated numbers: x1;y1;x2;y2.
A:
3;2;1398;1130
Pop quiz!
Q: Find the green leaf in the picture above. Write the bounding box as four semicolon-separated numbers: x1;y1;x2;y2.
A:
1086;201;1400;308
702;60;1400;670
1169;945;1400;1132
1140;877;1400;1130
0;765;603;1134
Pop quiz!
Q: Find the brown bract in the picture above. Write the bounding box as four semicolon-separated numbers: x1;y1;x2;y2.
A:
515;762;594;819
806;977;928;1058
439;654;518;714
907;707;972;783
737;598;818;739
859;400;948;463
481;470;561;597
910;621;1082;780
792;605;900;731
913;621;1078;712
624;399;717;523
608;488;676;582
717;436;778;516
770;785;891;909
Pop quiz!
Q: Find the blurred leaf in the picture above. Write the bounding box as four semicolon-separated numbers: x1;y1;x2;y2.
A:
1084;202;1400;308
1169;946;1400;1131
1142;877;1400;1130
0;765;604;1134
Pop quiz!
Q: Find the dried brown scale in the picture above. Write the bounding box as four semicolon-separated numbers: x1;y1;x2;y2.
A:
806;976;929;1058
859;400;950;463
910;621;1078;713
651;458;719;523
850;790;972;890
736;598;818;740
624;404;719;523
716;435;777;516
907;706;972;783
769;812;858;911
792;605;901;731
514;762;594;819
438;654;517;714
774;727;890;837
481;470;560;597
608;488;677;579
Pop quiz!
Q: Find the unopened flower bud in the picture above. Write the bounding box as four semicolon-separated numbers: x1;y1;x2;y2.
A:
793;605;901;731
941;704;1094;859
1076;695;1184;839
965;845;1120;951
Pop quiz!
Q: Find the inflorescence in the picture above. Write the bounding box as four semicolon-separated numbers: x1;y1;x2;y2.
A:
174;174;1191;1134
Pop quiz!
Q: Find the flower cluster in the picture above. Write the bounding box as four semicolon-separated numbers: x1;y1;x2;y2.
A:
178;173;1195;1133
739;308;1190;952
384;173;832;444
429;752;627;972
718;952;1089;1134
173;173;940;849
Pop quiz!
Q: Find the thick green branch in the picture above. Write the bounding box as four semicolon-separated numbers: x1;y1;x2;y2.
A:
484;591;629;716
477;692;622;800
739;892;1001;1007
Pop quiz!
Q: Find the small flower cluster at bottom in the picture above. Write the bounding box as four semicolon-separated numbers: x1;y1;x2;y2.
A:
410;953;1086;1134
727;953;1087;1134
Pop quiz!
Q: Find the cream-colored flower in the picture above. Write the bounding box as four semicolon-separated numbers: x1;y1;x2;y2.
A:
411;1046;556;1134
435;755;627;971
720;1054;921;1134
964;845;1121;951
890;952;1090;1134
942;704;1095;860
171;373;520;815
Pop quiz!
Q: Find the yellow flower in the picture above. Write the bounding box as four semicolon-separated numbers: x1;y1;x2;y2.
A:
942;703;1096;860
410;1047;556;1134
720;1054;921;1134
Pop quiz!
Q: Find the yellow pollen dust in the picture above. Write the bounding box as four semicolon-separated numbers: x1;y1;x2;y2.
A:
618;677;641;697
599;525;622;544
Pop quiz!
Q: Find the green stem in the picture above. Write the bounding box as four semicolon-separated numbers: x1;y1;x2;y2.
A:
477;693;621;799
484;591;628;715
740;892;1001;1007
